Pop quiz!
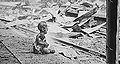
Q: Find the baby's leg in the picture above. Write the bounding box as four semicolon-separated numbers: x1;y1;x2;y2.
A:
33;45;41;54
41;48;55;54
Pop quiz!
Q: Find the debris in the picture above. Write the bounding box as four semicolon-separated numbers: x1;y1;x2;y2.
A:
73;5;99;22
17;15;29;20
69;33;83;38
94;17;106;22
0;18;12;22
80;2;93;8
82;22;106;34
65;8;79;17
0;1;106;63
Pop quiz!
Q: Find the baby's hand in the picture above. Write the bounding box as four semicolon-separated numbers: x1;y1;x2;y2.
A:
45;43;49;48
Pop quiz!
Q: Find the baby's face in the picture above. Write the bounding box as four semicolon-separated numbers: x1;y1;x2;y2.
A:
41;24;48;34
43;27;48;34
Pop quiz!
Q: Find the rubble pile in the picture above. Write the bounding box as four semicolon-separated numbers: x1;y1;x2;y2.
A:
0;0;106;64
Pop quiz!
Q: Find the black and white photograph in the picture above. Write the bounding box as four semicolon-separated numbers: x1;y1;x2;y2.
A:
0;0;113;64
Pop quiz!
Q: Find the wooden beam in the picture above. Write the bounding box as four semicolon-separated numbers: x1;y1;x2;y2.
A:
73;6;99;22
106;0;117;64
52;37;106;59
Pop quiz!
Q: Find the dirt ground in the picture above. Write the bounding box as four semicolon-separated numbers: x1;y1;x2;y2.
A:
0;42;21;64
0;20;106;64
0;0;107;64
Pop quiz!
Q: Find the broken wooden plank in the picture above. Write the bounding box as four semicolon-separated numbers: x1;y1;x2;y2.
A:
65;7;79;17
62;16;76;22
94;31;106;36
22;6;41;10
82;22;106;34
93;9;106;18
17;15;29;20
78;11;88;17
73;5;99;22
94;17;106;22
59;4;71;15
0;18;12;22
61;17;91;28
80;2;93;8
78;17;92;26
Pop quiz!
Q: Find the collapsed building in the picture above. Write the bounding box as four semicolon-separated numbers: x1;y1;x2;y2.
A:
0;0;107;64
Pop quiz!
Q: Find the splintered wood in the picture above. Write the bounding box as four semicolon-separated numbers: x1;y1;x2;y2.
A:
0;0;106;64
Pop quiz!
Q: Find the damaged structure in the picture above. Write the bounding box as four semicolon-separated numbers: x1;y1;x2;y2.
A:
0;0;107;64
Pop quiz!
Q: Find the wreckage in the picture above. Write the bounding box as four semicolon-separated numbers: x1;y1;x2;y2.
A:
0;0;106;63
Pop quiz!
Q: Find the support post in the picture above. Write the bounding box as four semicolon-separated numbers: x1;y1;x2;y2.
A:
106;0;118;64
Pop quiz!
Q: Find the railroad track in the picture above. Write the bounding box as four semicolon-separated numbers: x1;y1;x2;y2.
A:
52;37;106;58
0;41;22;64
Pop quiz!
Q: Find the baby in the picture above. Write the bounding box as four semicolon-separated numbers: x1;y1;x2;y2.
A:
33;21;55;54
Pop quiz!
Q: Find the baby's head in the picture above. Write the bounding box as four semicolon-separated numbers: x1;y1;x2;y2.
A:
38;21;48;34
